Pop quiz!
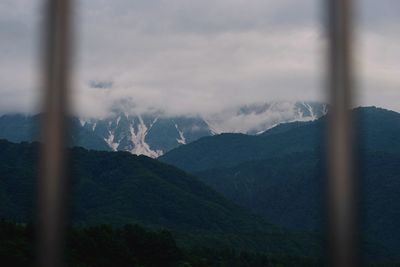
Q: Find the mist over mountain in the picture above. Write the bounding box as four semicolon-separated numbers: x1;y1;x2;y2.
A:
0;101;326;157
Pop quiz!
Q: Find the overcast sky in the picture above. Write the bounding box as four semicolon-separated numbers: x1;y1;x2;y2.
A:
0;0;399;117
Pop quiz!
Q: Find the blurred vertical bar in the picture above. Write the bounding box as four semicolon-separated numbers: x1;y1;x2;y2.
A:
38;0;72;266
326;0;358;267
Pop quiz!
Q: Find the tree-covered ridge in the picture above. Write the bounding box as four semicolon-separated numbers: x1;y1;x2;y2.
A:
1;107;399;264
0;139;270;232
160;107;400;260
159;119;322;172
160;106;400;172
0;139;324;258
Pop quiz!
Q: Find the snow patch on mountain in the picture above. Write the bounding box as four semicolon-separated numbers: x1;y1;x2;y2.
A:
175;123;186;145
148;117;159;131
79;119;86;127
302;101;316;120
105;131;119;151
204;101;327;134
128;116;163;158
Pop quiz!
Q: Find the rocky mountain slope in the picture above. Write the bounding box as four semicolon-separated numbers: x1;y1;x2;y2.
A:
0;101;327;157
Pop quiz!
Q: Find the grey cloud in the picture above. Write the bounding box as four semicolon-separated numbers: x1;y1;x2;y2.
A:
77;0;319;34
72;0;324;117
0;0;399;117
358;0;400;30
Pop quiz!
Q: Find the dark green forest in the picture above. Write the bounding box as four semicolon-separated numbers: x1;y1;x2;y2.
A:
0;221;324;267
0;139;324;266
2;107;400;266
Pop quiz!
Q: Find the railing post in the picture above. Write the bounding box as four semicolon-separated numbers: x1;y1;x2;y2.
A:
326;0;358;266
38;0;72;266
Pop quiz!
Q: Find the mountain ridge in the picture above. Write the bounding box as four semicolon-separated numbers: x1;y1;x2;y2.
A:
0;101;327;157
159;106;400;258
0;138;328;258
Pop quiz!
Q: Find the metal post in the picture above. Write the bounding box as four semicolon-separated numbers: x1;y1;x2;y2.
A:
38;0;72;266
326;0;358;266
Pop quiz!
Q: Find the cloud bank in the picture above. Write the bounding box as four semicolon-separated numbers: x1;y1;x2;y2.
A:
0;0;399;117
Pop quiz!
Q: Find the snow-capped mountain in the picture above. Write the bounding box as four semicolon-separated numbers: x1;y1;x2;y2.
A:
0;101;327;158
75;101;327;157
80;114;213;158
205;101;327;135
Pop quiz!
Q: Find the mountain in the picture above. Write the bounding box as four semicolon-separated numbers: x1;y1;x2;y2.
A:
160;106;400;172
160;106;400;258
82;114;213;158
0;139;265;231
205;101;327;135
196;152;323;231
159;118;323;172
0;139;326;258
0;114;112;151
0;101;327;158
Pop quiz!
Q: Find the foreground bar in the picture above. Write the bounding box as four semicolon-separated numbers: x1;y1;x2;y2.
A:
38;1;72;266
326;0;358;266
